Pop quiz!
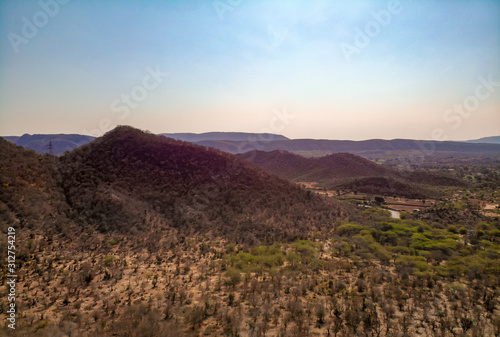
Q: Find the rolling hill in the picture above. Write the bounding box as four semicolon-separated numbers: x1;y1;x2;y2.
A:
237;150;466;198
237;151;387;180
467;136;500;144
3;133;95;155
0;137;70;233
1;126;350;244
161;132;289;142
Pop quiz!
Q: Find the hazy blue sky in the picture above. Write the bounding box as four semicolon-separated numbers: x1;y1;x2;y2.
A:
1;0;499;140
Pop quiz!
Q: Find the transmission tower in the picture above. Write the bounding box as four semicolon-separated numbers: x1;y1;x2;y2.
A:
48;141;54;155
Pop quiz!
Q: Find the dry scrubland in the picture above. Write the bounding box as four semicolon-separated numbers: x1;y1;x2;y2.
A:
2;208;500;336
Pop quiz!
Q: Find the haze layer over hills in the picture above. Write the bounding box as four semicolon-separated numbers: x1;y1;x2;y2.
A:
3;132;500;160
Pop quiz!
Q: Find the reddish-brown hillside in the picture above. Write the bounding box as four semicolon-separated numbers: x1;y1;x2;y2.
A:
237;150;387;181
58;126;350;243
0;138;71;235
237;150;466;198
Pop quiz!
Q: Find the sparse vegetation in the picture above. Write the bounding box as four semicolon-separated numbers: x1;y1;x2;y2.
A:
0;128;499;336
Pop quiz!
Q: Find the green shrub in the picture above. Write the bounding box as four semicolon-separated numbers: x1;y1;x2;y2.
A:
417;250;431;258
434;266;450;277
390;246;411;255
488;229;500;238
229;245;285;272
476;221;490;230
414;271;433;280
34;321;48;332
286;251;301;267
226;243;236;254
292;240;318;260
370;243;392;263
379;230;398;246
396;255;429;272
225;268;241;288
337;223;366;236
410;234;458;254
103;255;116;265
261;253;285;268
250;246;268;256
352;233;375;249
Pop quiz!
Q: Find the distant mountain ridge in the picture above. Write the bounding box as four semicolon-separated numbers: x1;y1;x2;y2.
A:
161;132;289;142
196;138;500;159
3;133;95;155
466;136;500;144
1;131;289;156
3;131;500;160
